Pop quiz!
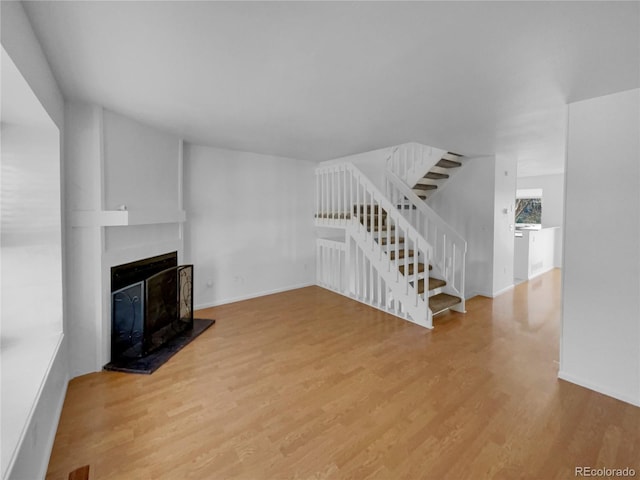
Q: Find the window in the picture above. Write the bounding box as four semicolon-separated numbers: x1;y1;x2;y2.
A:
515;198;542;224
515;188;542;226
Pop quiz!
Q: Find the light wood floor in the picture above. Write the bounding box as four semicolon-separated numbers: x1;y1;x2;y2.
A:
46;270;640;479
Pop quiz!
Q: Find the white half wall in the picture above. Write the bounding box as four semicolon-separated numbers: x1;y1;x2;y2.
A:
428;157;496;298
561;88;640;406
184;144;316;308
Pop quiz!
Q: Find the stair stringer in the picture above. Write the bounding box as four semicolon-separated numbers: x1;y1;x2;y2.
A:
346;220;433;329
387;143;447;190
420;156;469;204
384;170;467;313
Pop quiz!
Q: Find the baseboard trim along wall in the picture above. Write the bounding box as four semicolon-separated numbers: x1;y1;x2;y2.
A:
468;284;515;300
558;370;640;408
7;335;69;480
194;282;316;311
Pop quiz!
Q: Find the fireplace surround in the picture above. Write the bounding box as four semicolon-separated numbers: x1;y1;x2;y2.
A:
109;252;194;362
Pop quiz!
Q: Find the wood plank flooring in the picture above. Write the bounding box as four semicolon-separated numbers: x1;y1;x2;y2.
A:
46;270;640;479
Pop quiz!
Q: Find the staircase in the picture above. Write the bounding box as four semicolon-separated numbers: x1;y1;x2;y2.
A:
353;205;462;316
412;152;464;200
315;149;467;328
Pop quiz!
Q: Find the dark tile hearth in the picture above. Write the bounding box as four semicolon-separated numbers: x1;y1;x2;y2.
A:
104;318;215;374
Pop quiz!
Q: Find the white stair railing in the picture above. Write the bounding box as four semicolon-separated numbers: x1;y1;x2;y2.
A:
315;162;434;328
387;142;447;188
316;238;347;294
385;170;466;312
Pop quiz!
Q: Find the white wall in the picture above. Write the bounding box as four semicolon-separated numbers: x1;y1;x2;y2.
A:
184;144;316;308
428;154;517;298
517;174;564;227
1;3;67;479
428;157;496;298
65;104;184;377
561;88;640;406
492;154;517;295
517;173;565;266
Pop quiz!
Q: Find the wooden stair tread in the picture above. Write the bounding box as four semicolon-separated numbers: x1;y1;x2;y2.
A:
376;236;404;245
368;225;395;232
388;249;414;260
413;277;446;294
315;212;351;219
398;263;425;275
436;159;462;169
354;205;383;213
423;172;449;180
429;293;461;313
413;184;437;191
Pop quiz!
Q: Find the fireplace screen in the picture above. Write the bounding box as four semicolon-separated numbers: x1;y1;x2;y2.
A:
112;280;145;358
111;255;194;361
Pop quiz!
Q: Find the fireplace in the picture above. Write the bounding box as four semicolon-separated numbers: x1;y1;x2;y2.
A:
110;252;194;361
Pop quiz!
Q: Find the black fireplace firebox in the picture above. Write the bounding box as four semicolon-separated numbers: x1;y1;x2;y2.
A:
110;252;194;361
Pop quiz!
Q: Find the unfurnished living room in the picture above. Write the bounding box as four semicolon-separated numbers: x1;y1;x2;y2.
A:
1;1;639;479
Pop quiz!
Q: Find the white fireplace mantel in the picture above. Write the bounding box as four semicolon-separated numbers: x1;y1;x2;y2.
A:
70;208;186;227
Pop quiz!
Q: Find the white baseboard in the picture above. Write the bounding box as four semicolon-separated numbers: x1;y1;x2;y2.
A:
466;284;515;300
528;265;556;281
37;369;68;480
558;370;640;407
491;284;515;298
194;282;315;311
7;334;69;480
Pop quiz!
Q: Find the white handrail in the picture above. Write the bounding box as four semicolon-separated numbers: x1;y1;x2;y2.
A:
387;142;446;188
316;239;347;294
385;170;466;250
314;162;434;327
385;169;466;304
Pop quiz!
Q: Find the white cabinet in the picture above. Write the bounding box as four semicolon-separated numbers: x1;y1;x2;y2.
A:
514;227;560;281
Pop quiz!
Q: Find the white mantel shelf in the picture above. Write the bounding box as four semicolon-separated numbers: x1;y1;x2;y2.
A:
70;209;186;227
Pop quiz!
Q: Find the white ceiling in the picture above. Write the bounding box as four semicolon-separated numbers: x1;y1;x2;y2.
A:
23;1;640;175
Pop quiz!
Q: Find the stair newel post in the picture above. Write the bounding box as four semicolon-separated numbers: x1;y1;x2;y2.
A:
394;217;400;282
335;168;339;217
324;170;328;220
316;240;321;285
414;241;420;307
320;170;324;219
368;188;374;251
377;199;382;261
386;208;391;273
328;168;335;216
335;167;340;218
355;175;360;233
442;233;447;283
318;170;322;219
354;235;360;299
342;166;347;222
404;229;409;296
